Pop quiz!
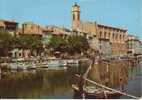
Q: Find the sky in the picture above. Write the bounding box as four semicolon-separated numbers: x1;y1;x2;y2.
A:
0;0;141;40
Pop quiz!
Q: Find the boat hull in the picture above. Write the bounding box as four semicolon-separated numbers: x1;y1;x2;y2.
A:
72;85;122;99
84;91;122;99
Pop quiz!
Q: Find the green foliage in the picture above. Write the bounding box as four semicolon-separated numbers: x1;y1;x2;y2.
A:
49;35;67;51
0;32;14;49
17;35;42;50
43;32;52;48
67;35;89;53
0;31;89;57
0;32;14;56
0;32;43;56
49;35;89;54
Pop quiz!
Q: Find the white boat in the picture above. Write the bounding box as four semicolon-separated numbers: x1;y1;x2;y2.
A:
12;58;25;62
66;59;79;65
72;84;122;99
47;60;61;67
9;62;29;70
17;63;28;70
60;60;67;66
47;66;67;70
9;63;18;70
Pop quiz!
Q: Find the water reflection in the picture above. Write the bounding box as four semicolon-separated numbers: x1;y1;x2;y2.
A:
0;61;141;98
73;60;141;99
120;61;142;99
88;61;129;88
0;69;72;98
0;70;43;98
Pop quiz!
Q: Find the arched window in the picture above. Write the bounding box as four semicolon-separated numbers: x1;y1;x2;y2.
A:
100;31;102;38
108;33;110;38
104;32;106;38
123;35;125;40
116;34;118;40
120;35;121;40
113;33;115;40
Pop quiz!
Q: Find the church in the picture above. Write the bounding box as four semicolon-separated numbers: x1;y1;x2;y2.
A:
71;3;127;56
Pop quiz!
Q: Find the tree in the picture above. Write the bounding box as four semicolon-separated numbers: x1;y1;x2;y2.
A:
16;35;43;55
49;35;67;52
0;31;44;57
16;35;39;49
49;35;89;55
0;32;14;56
67;35;89;54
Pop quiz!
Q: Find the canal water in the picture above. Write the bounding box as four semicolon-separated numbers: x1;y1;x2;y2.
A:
0;61;141;99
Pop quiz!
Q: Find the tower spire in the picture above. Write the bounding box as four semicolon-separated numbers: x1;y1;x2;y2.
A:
73;1;79;7
71;2;80;31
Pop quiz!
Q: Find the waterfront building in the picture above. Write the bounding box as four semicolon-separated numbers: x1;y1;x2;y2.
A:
0;19;18;36
42;25;72;40
126;35;142;55
99;38;112;57
10;21;44;58
11;48;30;58
21;21;43;36
87;34;99;51
43;25;72;40
71;3;127;56
41;25;72;57
52;26;72;36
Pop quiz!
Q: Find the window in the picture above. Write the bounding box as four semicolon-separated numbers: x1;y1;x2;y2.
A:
31;26;33;29
73;13;75;20
77;13;80;20
104;32;106;38
100;31;102;38
24;24;27;27
113;33;115;40
99;40;102;50
115;34;118;40
108;33;110;38
120;35;121;40
123;35;125;40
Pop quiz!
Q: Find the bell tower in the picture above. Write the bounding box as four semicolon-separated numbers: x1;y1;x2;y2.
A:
71;2;80;31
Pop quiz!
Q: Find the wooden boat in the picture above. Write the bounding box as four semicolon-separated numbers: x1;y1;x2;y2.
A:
72;84;122;99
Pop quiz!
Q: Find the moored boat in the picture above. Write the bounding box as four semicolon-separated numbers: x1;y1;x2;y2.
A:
66;59;79;66
72;84;122;99
8;63;18;70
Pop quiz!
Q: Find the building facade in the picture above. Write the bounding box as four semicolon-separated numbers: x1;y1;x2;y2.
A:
0;19;18;36
99;38;112;57
71;3;127;56
22;22;43;36
11;48;30;58
126;35;142;55
97;24;127;56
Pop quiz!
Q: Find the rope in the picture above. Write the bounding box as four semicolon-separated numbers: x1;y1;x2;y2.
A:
75;74;139;99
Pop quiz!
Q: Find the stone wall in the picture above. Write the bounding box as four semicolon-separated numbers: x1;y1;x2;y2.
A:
22;22;42;35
